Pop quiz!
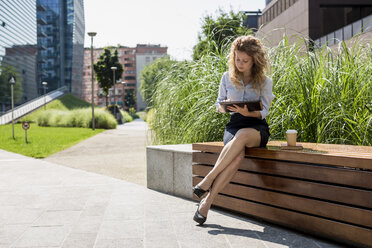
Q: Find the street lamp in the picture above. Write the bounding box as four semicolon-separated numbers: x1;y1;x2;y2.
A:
121;80;126;110
88;32;97;130
8;76;16;139
42;81;48;110
111;66;117;117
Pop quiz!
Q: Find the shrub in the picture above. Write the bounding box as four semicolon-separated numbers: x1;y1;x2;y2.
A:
20;94;91;123
129;107;139;119
146;108;155;126
150;36;371;146
150;53;229;145
120;110;133;123
136;111;147;121
37;108;117;129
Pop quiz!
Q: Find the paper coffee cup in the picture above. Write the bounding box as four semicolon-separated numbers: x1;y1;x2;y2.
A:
286;129;297;146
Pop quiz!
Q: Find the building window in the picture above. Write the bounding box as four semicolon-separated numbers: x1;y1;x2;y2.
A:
146;57;150;62
124;76;136;80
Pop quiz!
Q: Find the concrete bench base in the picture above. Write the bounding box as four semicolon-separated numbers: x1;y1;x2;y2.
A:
146;144;193;199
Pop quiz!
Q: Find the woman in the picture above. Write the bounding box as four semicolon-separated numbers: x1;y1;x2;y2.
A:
193;35;274;225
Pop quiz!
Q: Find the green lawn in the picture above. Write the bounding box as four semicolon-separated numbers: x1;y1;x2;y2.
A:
0;123;104;158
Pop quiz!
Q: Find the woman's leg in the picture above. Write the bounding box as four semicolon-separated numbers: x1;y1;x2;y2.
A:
196;128;261;218
197;128;261;191
198;150;244;217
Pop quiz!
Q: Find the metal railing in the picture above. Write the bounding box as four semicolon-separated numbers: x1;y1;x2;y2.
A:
0;86;67;125
315;14;372;47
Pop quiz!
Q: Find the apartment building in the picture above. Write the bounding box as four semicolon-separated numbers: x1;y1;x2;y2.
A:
82;44;167;111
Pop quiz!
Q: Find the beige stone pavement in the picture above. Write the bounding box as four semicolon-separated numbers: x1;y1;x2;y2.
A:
44;119;150;187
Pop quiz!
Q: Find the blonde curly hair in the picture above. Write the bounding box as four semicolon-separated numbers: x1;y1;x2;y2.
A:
228;35;269;91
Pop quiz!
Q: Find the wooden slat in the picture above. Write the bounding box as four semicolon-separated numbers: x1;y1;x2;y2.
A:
192;142;372;170
193;152;372;189
193;164;372;208
212;194;372;248
193;177;372;228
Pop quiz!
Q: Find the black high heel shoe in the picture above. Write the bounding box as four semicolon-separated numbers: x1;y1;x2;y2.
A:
193;185;208;198
193;199;207;225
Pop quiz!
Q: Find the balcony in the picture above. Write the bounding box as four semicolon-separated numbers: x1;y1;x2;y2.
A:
37;31;47;38
37;17;47;25
38;44;47;50
37;4;47;11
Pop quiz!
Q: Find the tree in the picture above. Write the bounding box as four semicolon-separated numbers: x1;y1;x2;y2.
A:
124;88;136;109
192;9;251;60
139;56;176;108
0;65;23;104
94;47;123;106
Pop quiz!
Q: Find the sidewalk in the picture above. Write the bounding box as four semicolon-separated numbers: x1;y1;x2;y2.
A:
44;119;150;186
0;120;345;248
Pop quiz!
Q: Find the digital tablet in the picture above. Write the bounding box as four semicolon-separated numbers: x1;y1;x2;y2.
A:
219;100;263;112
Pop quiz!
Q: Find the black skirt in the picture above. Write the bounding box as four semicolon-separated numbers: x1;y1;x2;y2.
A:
223;113;270;147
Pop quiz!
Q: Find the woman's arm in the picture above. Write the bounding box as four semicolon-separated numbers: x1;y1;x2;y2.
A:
227;77;274;119
226;105;261;118
259;77;275;119
215;73;228;113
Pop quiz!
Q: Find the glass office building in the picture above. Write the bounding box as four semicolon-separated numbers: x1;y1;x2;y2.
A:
37;0;85;95
0;0;85;114
0;0;38;113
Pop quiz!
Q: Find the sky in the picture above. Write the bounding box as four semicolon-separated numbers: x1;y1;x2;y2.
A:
84;0;265;61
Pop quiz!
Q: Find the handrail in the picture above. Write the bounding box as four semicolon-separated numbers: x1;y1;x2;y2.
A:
0;86;67;125
1;86;67;116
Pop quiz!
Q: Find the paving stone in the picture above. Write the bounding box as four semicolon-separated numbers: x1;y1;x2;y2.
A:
144;235;180;248
71;215;103;234
62;233;97;248
0;207;43;225
12;226;69;247
31;210;81;226
0;224;28;245
96;220;143;240
80;204;108;217
94;238;144;248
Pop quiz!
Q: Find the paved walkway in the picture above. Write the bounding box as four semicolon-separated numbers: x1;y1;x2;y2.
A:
44;119;150;186
0;120;345;248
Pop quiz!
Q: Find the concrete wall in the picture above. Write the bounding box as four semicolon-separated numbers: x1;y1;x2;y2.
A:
146;144;194;199
257;0;309;46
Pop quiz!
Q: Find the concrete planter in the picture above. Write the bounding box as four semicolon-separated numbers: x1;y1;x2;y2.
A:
146;144;194;199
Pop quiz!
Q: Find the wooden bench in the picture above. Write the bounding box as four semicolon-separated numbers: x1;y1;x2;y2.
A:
192;141;372;248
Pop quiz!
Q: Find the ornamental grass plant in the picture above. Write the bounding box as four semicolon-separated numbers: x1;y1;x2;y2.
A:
37;108;117;129
268;37;371;145
150;36;371;146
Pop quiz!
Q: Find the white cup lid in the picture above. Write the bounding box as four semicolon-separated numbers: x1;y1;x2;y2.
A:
286;129;297;134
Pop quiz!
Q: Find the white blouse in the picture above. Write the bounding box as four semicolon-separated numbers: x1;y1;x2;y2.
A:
216;71;275;120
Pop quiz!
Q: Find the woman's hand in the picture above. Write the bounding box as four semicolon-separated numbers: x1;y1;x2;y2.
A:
218;99;231;113
227;104;249;116
227;104;262;118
